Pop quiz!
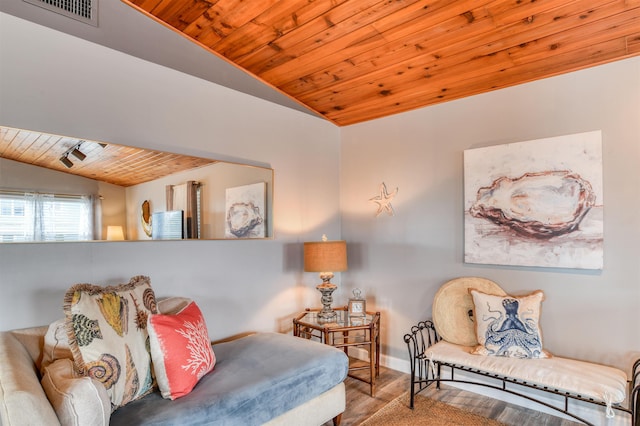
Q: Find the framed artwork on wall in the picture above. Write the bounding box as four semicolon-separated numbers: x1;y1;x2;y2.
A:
464;131;603;270
225;182;266;239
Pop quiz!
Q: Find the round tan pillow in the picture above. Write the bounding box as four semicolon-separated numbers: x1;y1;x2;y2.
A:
432;277;506;346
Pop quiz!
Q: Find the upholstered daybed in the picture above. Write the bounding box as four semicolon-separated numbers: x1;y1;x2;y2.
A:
0;328;348;425
111;332;348;425
0;279;349;426
405;277;640;426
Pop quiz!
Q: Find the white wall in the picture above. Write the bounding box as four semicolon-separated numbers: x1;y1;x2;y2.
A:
0;13;342;338
340;56;640;374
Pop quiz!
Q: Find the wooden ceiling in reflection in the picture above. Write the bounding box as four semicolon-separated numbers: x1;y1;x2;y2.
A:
121;0;640;126
0;127;216;187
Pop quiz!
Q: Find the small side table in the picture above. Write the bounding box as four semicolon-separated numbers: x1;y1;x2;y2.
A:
293;307;380;397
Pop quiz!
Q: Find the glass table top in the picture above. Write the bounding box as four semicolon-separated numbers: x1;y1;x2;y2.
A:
296;309;376;328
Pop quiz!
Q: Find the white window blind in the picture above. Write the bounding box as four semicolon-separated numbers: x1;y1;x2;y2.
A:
0;191;93;242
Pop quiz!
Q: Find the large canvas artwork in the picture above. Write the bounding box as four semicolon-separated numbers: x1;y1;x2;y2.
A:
225;182;266;239
464;131;603;269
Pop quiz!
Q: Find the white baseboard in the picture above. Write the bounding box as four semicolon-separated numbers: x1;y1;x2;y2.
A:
348;349;629;426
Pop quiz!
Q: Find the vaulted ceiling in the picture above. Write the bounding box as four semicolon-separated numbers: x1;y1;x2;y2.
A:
1;0;639;185
120;0;640;126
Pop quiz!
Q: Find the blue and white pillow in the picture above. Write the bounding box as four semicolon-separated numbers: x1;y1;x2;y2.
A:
470;289;550;359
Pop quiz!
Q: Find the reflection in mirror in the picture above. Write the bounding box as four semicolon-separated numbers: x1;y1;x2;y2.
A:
141;200;152;237
0;126;273;242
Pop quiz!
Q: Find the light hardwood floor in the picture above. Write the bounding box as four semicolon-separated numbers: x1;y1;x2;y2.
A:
323;364;581;426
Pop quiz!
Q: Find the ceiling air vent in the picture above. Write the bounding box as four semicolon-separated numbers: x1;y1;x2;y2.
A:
24;0;98;26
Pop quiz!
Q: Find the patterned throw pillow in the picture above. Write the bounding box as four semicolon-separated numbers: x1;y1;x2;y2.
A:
470;289;550;359
63;275;158;410
148;299;216;400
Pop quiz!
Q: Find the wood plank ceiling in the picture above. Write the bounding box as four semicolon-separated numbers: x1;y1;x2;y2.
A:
0;127;216;187
120;0;640;126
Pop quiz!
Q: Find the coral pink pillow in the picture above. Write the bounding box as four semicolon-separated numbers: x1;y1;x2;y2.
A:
147;300;216;400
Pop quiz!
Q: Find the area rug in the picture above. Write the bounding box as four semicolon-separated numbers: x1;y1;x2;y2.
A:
360;392;506;426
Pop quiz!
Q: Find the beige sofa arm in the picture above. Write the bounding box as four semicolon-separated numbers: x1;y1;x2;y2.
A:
0;331;60;425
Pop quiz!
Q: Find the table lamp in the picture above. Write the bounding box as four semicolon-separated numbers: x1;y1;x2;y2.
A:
304;235;348;321
106;225;125;241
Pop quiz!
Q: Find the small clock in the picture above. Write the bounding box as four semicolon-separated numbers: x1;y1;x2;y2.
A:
348;288;366;319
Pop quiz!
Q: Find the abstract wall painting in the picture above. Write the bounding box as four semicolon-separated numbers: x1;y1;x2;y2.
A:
225;182;266;239
464;131;603;270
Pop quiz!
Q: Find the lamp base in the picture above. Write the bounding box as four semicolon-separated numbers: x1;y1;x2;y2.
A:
316;282;337;322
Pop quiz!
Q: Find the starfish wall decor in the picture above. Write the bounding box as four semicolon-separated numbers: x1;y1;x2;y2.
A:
370;182;398;217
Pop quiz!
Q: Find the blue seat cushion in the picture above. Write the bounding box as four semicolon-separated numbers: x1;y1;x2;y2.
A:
110;332;348;425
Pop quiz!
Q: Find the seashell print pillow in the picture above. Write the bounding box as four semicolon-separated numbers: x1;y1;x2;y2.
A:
147;299;216;400
63;275;158;410
469;289;550;359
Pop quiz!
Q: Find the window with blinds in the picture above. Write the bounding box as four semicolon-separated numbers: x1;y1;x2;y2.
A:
0;191;93;242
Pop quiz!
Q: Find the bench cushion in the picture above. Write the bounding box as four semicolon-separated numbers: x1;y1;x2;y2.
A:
109;332;349;425
429;340;627;404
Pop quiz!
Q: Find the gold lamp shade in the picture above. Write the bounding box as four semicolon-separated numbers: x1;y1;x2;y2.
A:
303;238;347;322
303;240;348;274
